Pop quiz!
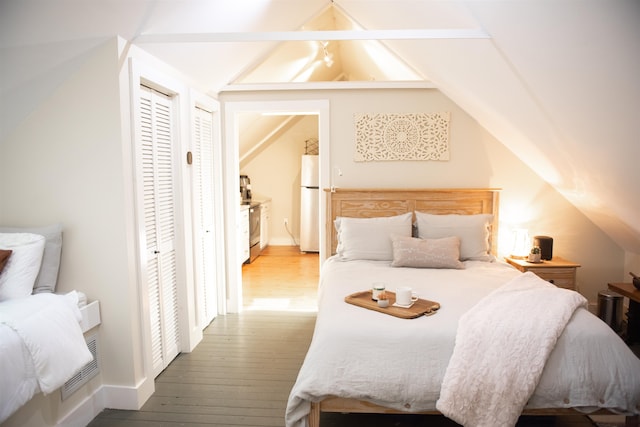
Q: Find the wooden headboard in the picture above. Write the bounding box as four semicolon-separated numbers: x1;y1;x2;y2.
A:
325;188;500;256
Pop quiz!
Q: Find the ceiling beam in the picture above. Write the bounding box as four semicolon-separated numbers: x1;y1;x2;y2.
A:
134;29;490;44
221;81;437;92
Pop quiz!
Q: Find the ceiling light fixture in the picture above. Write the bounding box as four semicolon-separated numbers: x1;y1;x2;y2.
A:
319;41;334;68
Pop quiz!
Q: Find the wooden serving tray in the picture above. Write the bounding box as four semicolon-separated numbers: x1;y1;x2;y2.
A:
345;290;441;319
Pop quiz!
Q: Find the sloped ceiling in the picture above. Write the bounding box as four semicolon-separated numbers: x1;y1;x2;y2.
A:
236;4;424;164
1;0;638;254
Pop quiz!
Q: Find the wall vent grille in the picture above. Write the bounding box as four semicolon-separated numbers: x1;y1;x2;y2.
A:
61;334;99;400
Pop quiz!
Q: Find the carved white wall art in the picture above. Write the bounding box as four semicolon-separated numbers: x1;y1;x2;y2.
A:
354;112;450;161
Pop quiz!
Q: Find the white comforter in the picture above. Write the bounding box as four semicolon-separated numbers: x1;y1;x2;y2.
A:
0;292;93;423
285;258;640;427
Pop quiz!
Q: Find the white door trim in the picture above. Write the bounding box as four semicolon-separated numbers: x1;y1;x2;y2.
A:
222;99;330;313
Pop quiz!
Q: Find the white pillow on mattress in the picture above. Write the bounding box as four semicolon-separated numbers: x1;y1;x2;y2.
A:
335;212;413;261
0;233;46;301
415;212;494;261
0;224;62;293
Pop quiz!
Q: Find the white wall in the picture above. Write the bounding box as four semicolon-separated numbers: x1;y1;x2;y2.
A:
221;87;623;303
625;254;640;284
241;115;319;245
0;37;212;425
0;38;136;424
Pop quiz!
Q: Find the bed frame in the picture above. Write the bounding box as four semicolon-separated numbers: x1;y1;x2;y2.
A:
312;188;639;427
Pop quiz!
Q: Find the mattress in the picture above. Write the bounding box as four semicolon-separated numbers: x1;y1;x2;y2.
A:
285;257;640;427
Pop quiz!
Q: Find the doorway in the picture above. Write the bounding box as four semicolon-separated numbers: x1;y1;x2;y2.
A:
239;113;318;250
223;99;330;313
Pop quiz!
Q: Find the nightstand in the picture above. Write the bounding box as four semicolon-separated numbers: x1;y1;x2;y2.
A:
505;257;581;290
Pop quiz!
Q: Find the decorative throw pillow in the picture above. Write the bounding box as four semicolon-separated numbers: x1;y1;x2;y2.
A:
0;233;46;301
0;249;12;274
0;224;63;293
335;212;413;261
391;235;464;269
415;212;494;261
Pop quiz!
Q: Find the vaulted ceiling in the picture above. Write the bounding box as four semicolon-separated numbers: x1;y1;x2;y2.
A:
1;0;638;254
231;4;424;84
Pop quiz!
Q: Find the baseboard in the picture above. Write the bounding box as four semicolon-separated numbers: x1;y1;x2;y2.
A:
56;388;106;427
58;376;154;426
100;376;155;410
269;238;298;246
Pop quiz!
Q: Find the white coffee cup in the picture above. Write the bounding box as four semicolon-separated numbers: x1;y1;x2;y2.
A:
396;286;418;306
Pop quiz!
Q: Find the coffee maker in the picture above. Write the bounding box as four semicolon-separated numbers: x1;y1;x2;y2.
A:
240;175;252;203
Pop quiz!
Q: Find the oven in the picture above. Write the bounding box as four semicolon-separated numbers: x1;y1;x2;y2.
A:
248;203;261;263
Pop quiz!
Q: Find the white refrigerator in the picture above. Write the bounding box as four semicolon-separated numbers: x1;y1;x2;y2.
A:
300;155;319;252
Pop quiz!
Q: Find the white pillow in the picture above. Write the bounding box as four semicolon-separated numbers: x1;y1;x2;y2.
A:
391;235;464;269
335;212;413;261
0;233;46;301
415;212;494;261
0;224;63;293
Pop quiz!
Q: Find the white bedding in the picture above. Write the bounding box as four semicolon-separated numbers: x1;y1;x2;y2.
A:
0;291;93;423
285;257;640;427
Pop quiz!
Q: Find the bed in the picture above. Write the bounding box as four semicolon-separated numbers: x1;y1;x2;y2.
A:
285;188;640;427
0;226;93;423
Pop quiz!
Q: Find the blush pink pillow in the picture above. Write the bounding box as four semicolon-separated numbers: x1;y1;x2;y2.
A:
391;235;464;269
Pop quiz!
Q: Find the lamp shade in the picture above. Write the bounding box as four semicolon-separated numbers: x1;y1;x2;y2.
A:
510;229;530;258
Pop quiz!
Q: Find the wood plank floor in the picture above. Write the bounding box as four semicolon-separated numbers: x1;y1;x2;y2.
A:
89;311;316;427
242;246;320;312
88;246;319;427
87;246;622;427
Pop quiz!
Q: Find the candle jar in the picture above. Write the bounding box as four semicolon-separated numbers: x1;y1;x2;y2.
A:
372;283;386;301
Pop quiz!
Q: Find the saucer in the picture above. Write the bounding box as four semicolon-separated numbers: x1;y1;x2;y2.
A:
393;301;416;309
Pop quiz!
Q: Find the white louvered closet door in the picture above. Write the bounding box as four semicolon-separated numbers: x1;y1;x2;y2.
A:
139;86;180;377
193;106;218;328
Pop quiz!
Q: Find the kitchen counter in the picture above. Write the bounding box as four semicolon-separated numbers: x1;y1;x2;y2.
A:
240;198;271;264
242;197;270;207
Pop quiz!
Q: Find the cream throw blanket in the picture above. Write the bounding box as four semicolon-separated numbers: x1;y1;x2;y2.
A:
436;272;587;427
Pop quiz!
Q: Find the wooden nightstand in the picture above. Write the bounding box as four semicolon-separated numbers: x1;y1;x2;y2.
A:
505;257;581;290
